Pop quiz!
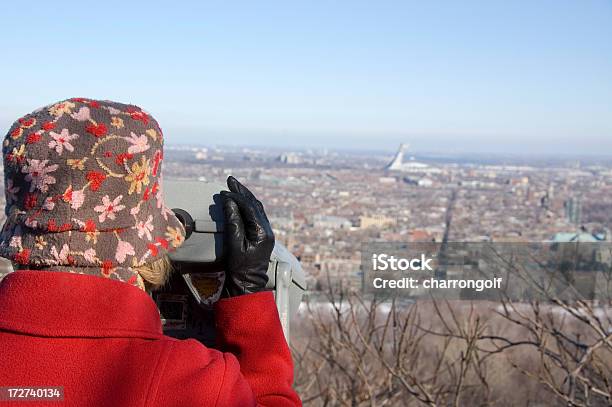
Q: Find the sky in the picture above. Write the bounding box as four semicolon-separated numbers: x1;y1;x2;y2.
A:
0;1;611;155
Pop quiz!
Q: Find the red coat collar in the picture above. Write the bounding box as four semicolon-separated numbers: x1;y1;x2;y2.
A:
0;270;163;339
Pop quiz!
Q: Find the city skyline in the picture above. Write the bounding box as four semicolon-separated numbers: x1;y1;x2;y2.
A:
163;132;612;157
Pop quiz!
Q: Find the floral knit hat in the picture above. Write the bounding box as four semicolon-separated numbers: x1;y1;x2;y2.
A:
0;98;185;286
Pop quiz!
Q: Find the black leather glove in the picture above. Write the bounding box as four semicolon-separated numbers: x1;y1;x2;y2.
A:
220;176;275;297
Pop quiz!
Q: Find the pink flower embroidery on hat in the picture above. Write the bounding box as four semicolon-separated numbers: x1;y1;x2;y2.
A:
22;159;59;193
49;129;79;155
71;190;86;210
71;106;91;122
61;186;85;210
51;244;70;264
126;132;150;154
115;240;135;264
136;215;154;241
83;248;97;263
43;197;55;211
94;195;126;223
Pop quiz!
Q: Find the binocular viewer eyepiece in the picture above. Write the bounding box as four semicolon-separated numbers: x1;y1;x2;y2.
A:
171;208;195;240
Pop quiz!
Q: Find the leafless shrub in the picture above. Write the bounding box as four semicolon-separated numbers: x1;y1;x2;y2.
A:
293;253;612;406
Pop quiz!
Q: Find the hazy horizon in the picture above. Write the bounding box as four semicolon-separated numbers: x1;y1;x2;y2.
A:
166;139;612;162
159;130;612;157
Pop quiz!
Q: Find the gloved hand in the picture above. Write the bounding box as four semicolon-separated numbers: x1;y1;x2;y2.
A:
220;176;275;297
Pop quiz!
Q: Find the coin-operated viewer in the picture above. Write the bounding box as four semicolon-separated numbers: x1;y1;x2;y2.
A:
156;179;307;347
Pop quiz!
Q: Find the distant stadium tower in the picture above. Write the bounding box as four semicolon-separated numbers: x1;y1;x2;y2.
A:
385;143;430;172
387;143;409;170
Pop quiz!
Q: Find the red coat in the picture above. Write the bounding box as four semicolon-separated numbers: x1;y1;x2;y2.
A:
0;270;302;407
